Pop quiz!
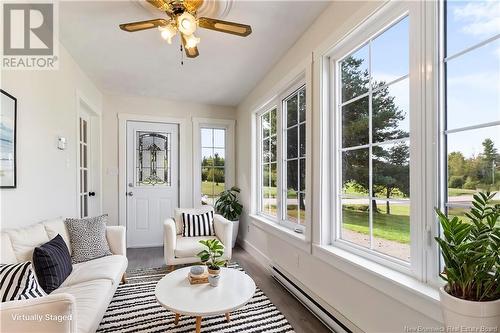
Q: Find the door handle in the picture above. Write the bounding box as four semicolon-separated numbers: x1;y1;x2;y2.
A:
89;192;96;197
126;191;134;197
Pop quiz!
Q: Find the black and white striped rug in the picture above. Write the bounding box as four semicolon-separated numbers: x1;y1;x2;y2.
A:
97;263;295;333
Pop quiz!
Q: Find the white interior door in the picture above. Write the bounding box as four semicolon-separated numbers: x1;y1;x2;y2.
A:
78;108;100;218
126;121;179;248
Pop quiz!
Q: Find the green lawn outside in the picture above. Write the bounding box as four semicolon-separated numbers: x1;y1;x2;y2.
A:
262;186;496;244
342;204;410;244
265;204;305;224
201;181;225;198
447;188;477;196
263;186;297;199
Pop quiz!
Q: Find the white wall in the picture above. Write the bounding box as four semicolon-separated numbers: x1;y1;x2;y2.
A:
0;44;102;229
102;94;236;226
236;1;442;332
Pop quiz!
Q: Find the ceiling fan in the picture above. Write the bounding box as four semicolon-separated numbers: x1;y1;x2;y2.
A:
119;0;252;58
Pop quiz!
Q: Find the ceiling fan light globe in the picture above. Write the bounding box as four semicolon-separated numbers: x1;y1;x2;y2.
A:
185;33;200;49
159;25;177;44
177;12;197;35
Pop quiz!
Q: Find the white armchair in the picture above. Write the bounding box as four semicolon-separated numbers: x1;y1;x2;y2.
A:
164;206;233;270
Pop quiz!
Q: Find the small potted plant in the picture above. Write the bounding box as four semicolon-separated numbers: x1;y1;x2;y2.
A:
435;192;500;328
197;239;226;286
214;186;243;248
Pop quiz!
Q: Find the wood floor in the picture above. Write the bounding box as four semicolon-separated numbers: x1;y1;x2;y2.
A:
127;245;331;333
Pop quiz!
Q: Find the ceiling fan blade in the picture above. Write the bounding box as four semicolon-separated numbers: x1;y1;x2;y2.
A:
198;17;252;37
181;34;199;58
146;0;169;11
184;0;204;13
119;18;169;32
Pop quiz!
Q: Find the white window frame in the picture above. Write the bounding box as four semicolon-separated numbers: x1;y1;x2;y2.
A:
193;118;235;207
282;84;307;229
255;76;308;232
438;1;500;216
322;1;432;279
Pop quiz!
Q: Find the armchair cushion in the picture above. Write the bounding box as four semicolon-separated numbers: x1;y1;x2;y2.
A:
174;236;218;258
0;292;76;333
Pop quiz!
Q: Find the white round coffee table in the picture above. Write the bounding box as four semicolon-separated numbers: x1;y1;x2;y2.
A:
155;267;256;333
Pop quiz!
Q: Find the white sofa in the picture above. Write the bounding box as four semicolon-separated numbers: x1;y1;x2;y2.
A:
164;206;233;268
0;218;127;333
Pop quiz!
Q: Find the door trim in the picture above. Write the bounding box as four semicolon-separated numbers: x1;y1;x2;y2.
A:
76;90;102;218
118;113;189;228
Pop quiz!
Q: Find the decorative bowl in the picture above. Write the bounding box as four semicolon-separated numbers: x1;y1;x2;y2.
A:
190;265;205;276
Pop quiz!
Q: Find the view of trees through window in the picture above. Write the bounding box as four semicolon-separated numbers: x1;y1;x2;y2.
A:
260;108;278;217
338;17;410;261
201;128;226;205
444;0;500;219
284;87;306;224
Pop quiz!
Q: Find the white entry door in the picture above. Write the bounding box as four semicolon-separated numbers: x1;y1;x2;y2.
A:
126;121;179;248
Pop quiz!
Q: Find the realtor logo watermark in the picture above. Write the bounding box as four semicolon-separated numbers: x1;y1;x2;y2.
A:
1;1;59;70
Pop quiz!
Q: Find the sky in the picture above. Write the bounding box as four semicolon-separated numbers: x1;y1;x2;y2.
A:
445;0;500;158
343;1;499;158
201;128;225;161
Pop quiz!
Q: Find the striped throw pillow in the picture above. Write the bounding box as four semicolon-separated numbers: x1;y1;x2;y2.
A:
182;211;215;237
0;262;47;302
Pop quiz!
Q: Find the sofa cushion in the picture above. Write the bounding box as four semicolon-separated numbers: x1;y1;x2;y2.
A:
174;235;218;258
182;210;215;237
6;224;50;262
43;217;72;255
53;279;114;333
33;234;73;294
60;255;127;288
175;206;214;235
0;233;17;264
0;262;46;302
65;215;112;264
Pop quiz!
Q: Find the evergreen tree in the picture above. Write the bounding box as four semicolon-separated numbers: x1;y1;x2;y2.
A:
341;56;409;213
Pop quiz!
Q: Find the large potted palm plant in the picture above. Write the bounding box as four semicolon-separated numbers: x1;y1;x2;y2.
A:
214;186;243;248
435;192;500;328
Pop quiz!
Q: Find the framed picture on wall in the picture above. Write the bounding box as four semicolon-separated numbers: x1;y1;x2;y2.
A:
0;89;17;188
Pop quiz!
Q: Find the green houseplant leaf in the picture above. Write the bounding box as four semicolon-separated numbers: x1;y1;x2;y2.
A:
196;238;226;270
214;186;243;221
435;192;500;301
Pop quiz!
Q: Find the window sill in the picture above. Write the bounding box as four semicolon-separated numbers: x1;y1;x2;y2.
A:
249;214;310;253
313;244;442;323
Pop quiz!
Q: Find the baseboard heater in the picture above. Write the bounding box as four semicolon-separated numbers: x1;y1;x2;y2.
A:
271;266;352;333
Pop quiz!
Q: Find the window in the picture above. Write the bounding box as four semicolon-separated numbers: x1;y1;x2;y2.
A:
257;82;307;230
260;108;278;217
441;1;500;220
334;16;411;263
201;127;226;205
194;118;235;207
284;87;307;225
136;132;171;186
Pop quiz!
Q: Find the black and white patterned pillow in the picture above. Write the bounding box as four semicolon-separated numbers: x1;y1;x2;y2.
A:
65;214;112;264
0;262;47;302
182;211;215;237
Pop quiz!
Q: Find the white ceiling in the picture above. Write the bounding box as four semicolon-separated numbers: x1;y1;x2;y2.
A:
59;1;329;106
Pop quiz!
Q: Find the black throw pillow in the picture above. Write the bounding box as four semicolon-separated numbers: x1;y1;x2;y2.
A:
32;234;72;294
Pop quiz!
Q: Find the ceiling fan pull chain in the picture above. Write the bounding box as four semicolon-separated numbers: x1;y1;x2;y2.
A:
180;43;184;66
